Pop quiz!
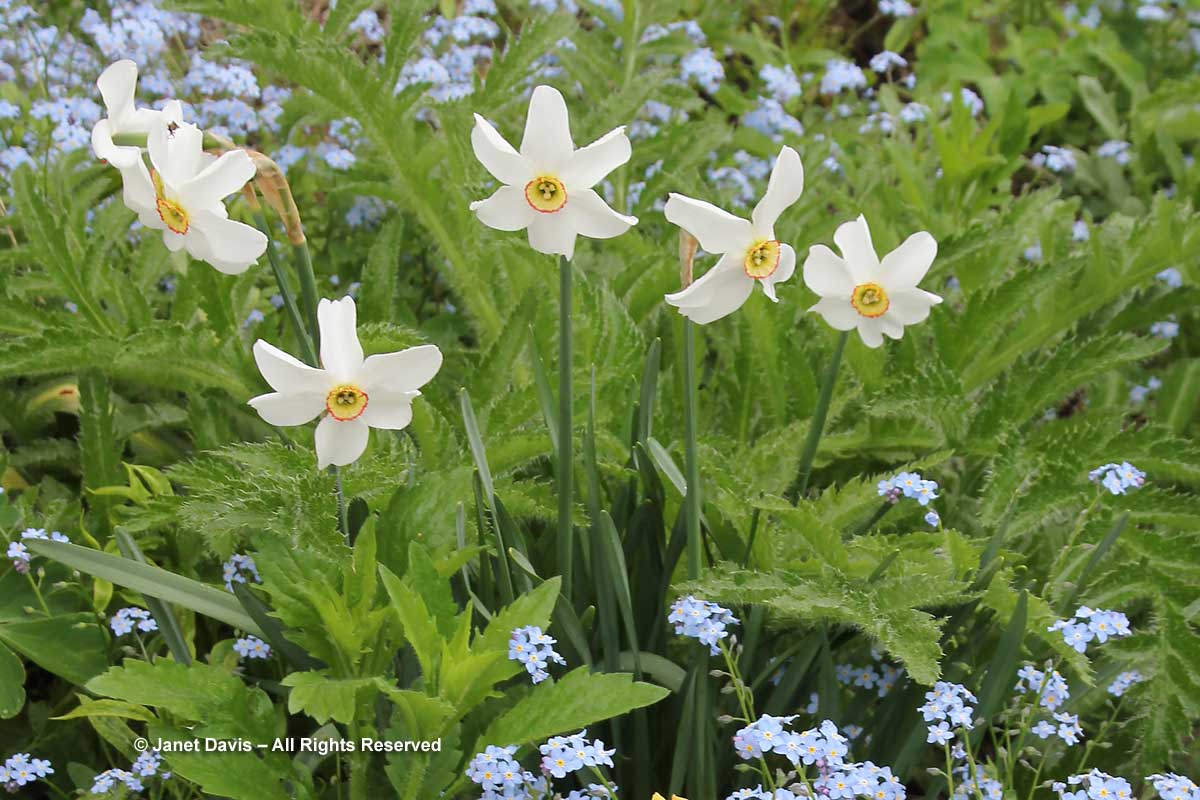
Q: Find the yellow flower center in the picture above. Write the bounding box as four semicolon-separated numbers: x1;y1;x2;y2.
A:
524;175;567;213
850;282;889;317
151;169;189;235
743;239;780;279
325;385;369;421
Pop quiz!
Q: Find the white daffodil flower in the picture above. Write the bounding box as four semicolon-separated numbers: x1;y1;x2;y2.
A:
469;84;637;259
120;105;268;274
248;297;443;469
91;59;163;170
662;146;805;325
803;215;942;348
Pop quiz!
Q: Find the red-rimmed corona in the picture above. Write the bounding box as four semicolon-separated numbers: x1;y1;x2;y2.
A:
850;282;889;318
524;175;568;213
325;385;369;421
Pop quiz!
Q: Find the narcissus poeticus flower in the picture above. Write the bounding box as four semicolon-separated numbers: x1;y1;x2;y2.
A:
91;60;163;170
803;215;941;348
469;85;637;259
248;297;442;469
663;146;804;324
120;105;268;274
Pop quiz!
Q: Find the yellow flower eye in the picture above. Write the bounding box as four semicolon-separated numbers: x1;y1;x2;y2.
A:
524;175;567;213
850;282;890;317
325;385;369;421
743;239;781;279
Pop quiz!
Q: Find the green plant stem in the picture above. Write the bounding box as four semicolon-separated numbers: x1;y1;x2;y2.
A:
720;643;775;792
1074;696;1124;772
293;240;320;345
348;722;368;800
249;204;317;366
944;741;957;800
25;572;49;614
1007;661;1059;789
1025;748;1049;800
588;766;619;800
851;501;894;537
335;468;349;540
963;731;985;800
790;331;849;502
557;256;574;598
1049;493;1103;588
682;319;702;579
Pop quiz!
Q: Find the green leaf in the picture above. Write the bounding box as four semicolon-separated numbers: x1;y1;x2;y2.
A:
0;642;24;718
380;564;442;681
0;611;108;685
480;667;669;747
281;671;377;725
150;723;302;800
52;697;157;723
87;659;277;743
25;540;262;635
1076;76;1123;139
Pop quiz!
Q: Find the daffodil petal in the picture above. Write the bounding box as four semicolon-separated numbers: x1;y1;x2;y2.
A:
663;193;753;255
188;211;267;273
148;117;204;190
808;296;859;331
361;393;415;430
880;314;906;340
880;230;938;290
520;85;574;173
361;344;443;393
118;159;157;217
802;244;855;298
318;297;365;378
247;391;326;426
91;118;142;169
833;215;880;281
96;59;137;123
887;288;942;325
760;243;796;302
527;214;577;259
179;150;257;210
751;145;804;235
470;185;536;231
560;127;632;189
665;253;754;324
315;415;369;469
564;188;637;239
856;317;886;348
471;114;531;185
253;340;329;394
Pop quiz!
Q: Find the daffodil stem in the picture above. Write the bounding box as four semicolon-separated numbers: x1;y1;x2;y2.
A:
682;319;702;580
335;468;349;540
292;241;320;346
557;256;574;598
245;188;317;366
789;331;849;503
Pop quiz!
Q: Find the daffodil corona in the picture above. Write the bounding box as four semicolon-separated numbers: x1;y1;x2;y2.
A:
468;85;637;259
803;215;942;348
663;146;805;324
247;297;443;469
